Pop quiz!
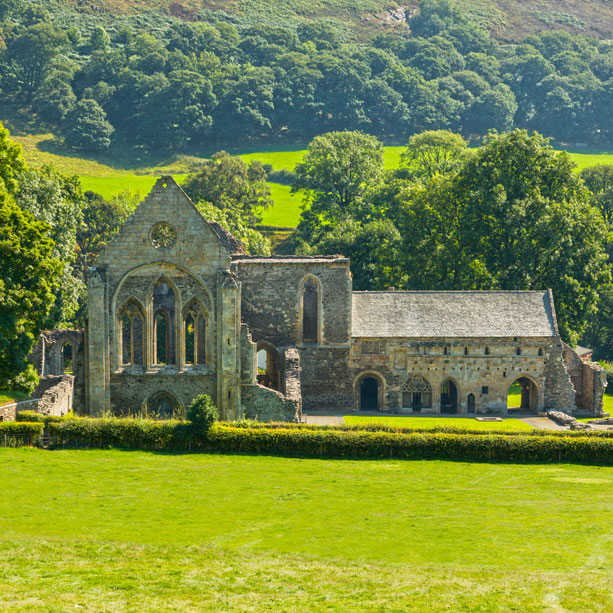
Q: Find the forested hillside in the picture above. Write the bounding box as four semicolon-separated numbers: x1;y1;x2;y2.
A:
0;0;611;157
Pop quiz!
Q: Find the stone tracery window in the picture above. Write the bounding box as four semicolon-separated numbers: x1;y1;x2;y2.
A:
119;301;144;366
183;300;208;366
401;375;432;411
152;281;176;365
302;277;320;344
150;223;177;249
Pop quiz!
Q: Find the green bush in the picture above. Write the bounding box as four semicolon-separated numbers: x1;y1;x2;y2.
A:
47;417;197;451
210;426;613;465
187;394;219;434
15;411;68;424
0;421;44;446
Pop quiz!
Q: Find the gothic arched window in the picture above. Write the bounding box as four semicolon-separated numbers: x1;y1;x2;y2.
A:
302;277;320;344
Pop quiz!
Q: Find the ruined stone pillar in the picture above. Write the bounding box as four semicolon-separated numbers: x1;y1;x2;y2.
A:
87;269;109;415
217;271;241;420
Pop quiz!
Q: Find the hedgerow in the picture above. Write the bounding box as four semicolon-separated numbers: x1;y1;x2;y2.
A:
16;411;69;424
40;418;613;464
0;421;44;446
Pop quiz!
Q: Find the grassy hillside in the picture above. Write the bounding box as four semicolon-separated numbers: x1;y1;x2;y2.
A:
9;131;613;228
37;0;613;41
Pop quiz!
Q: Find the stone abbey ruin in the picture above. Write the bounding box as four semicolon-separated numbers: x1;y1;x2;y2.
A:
28;177;607;421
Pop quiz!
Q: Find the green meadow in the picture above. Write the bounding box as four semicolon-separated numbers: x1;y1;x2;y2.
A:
1;448;613;611
343;415;534;430
10;132;613;229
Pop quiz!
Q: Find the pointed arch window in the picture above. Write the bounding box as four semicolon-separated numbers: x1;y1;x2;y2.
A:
152;280;177;366
119;301;145;366
183;300;208;366
401;375;432;412
302;277;320;344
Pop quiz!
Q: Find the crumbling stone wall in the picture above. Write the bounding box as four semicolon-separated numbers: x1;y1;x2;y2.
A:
561;342;608;414
0;403;17;421
241;384;298;422
33;375;74;416
282;348;302;421
29;330;86;412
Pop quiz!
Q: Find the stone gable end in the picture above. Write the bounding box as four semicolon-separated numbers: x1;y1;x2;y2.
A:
97;176;229;275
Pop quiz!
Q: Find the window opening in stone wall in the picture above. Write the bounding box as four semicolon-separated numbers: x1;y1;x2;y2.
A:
62;342;73;374
467;393;476;413
257;345;279;390
401;375;432;412
481;386;489;395
464;347;469;355
302;278;319;344
144;391;183;420
516;347;522;355
440;380;458;414
119;303;144;366
155;312;169;364
360;377;379;411
196;314;207;365
444;346;449;355
538;348;544;356
185;314;195;364
152;281;176;365
485;346;490;355
507;377;537;412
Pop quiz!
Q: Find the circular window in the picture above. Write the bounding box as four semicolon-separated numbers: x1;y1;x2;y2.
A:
151;223;176;249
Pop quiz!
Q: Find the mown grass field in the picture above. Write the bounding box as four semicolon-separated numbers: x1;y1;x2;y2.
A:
343;415;534;430
10;131;613;229
1;448;613;611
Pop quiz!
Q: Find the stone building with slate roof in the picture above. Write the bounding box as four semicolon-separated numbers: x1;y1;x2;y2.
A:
43;177;607;419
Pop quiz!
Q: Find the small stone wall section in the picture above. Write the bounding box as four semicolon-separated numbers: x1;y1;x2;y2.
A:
33;375;74;417
562;342;608;414
282;348;302;422
544;339;577;413
241;384;297;422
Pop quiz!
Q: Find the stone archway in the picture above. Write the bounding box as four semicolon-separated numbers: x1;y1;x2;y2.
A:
507;376;538;412
440;379;458;414
354;372;385;411
143;391;184;419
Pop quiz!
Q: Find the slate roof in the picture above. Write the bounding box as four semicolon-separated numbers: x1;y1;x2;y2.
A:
352;290;557;338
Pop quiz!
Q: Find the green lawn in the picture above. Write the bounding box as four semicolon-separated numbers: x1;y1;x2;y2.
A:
603;392;613;414
0;390;28;406
0;449;612;610
79;173;188;199
344;415;534;431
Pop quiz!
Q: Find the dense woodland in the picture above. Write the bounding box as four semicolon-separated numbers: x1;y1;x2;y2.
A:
0;0;611;391
0;0;612;152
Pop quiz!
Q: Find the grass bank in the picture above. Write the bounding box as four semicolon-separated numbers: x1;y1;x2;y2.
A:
344;415;534;431
0;448;612;610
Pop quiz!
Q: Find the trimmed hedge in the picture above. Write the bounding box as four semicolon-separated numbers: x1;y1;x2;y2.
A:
227;419;613;438
41;417;613;464
0;421;44;446
211;426;613;464
47;418;199;451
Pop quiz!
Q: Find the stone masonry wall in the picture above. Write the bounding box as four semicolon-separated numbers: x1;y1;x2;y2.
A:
241;384;298;422
561;342;608;414
282;347;302;421
350;336;556;414
33;375;74;417
233;257;352;347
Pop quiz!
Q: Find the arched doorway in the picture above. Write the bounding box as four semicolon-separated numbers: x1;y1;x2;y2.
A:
507;377;538;412
360;377;379;411
440;380;458;414
256;343;279;390
61;342;73;374
143;391;183;419
467;393;476;413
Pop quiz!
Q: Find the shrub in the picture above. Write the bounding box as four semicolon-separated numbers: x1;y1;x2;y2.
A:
210;426;613;465
599;361;613;387
0;421;44;446
187;394;219;434
16;411;68;424
47;417;197;451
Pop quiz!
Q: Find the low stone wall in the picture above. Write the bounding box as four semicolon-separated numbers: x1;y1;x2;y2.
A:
241;384;298;422
33;375;74;417
0;399;39;421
